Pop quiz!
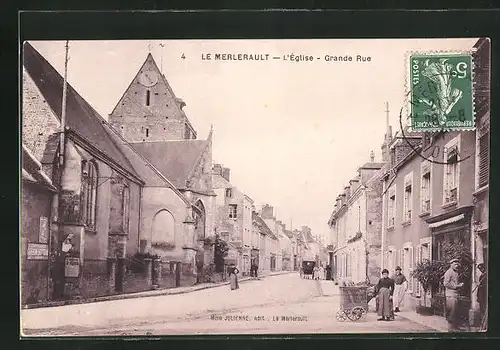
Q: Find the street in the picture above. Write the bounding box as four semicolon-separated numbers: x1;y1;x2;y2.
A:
21;272;436;336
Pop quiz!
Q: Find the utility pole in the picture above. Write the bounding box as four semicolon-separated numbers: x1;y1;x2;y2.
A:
59;40;69;166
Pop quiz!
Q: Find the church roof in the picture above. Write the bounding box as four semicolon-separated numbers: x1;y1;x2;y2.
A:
130;140;209;189
23;42;140;181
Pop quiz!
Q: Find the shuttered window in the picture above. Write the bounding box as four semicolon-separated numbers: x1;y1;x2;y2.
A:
414;246;421;297
478;132;489;187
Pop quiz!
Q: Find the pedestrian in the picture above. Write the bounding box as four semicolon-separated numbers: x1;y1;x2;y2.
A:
319;264;325;280
392;266;408;313
326;265;332;280
375;269;395;321
443;258;464;332
229;264;240;290
476;263;487;324
313;265;319;280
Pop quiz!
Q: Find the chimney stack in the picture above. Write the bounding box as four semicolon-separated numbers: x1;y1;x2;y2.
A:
261;204;274;219
213;164;223;176
222;167;230;182
370;150;375;162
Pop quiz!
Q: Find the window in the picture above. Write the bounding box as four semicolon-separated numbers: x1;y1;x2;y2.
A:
443;135;460;204
225;188;233;198
478;131;489;188
81;160;98;230
146;90;150;106
122;185;130;233
403;245;414;293
146;128;149;137
387;187;396;227
229;204;238;219
421;161;431;214
404;183;412;222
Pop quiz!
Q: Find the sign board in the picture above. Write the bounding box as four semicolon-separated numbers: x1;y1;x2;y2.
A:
26;243;49;260
39;216;49;243
65;257;81;278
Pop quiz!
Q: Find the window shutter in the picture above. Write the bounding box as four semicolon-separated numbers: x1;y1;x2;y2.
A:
408;247;414;292
479;133;490;187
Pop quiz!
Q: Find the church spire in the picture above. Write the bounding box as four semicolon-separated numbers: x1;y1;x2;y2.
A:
381;101;393;163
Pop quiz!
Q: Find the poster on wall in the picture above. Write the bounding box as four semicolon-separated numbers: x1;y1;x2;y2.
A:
39;216;49;243
26;243;49;260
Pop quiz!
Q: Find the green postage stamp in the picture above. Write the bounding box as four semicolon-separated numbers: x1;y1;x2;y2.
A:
409;53;474;131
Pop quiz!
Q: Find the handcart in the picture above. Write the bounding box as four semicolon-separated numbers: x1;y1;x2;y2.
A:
335;286;370;322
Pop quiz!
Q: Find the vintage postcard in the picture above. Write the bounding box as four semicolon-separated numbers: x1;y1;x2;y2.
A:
20;38;490;336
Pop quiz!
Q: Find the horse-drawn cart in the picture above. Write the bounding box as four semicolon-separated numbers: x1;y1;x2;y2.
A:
300;261;316;279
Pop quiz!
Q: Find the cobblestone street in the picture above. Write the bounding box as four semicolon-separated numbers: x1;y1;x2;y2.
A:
22;273;438;336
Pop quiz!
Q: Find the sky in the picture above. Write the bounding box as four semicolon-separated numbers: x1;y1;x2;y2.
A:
28;38;478;244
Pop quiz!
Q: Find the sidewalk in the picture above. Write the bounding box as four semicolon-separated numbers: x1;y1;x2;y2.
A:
22;270;296;310
397;311;448;332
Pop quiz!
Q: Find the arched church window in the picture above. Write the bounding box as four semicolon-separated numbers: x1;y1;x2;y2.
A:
152;210;175;244
81;160;98;230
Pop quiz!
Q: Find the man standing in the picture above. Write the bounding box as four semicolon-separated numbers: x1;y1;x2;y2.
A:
392;266;408;313
477;263;487;326
443;258;464;332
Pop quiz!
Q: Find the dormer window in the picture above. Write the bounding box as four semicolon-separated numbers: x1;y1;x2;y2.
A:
226;188;233;198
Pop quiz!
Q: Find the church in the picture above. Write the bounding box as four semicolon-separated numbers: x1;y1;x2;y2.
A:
21;42;216;303
108;51;217;275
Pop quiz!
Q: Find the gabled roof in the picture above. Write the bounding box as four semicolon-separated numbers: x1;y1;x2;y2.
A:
213;172;232;189
283;229;294;239
110;53;197;138
252;212;277;240
131;140;209;189
22;144;57;192
23;42;140;181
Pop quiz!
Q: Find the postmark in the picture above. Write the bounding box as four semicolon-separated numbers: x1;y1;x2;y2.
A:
407;52;475;132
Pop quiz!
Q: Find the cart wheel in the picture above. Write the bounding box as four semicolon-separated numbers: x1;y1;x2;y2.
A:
347;307;366;321
335;310;347;322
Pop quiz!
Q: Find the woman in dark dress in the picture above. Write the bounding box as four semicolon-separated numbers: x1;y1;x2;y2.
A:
375;269;395;321
229;264;240;290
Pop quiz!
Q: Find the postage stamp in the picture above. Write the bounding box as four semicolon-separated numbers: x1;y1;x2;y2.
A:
408;52;475;132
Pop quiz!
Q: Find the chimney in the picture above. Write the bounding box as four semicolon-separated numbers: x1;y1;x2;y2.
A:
370;150;375;162
262;204;274;219
213;164;223;176
222;167;230;182
349;178;360;193
344;186;351;199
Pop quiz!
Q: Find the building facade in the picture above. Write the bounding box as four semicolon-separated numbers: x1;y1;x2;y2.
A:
328;153;385;284
22;43;212;303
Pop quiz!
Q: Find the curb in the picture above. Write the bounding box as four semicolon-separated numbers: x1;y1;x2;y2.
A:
22;271;296;310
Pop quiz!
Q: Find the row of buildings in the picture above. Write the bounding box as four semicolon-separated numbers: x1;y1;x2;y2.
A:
327;38;489;326
20;42;324;305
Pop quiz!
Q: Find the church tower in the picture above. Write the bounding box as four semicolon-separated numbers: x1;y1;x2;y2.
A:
109;53;197;142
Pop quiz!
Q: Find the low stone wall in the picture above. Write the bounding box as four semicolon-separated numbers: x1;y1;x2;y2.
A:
80;259;111;298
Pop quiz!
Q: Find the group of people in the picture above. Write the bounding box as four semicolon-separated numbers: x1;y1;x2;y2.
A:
374;259;488;331
374;266;408;321
313;264;332;280
227;263;261;290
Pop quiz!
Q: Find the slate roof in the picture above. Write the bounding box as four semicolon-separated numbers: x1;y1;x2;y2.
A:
252;212;277;240
213;173;232;189
131;140;208;189
23;42;140;181
283;229;294;239
22;144;57;192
